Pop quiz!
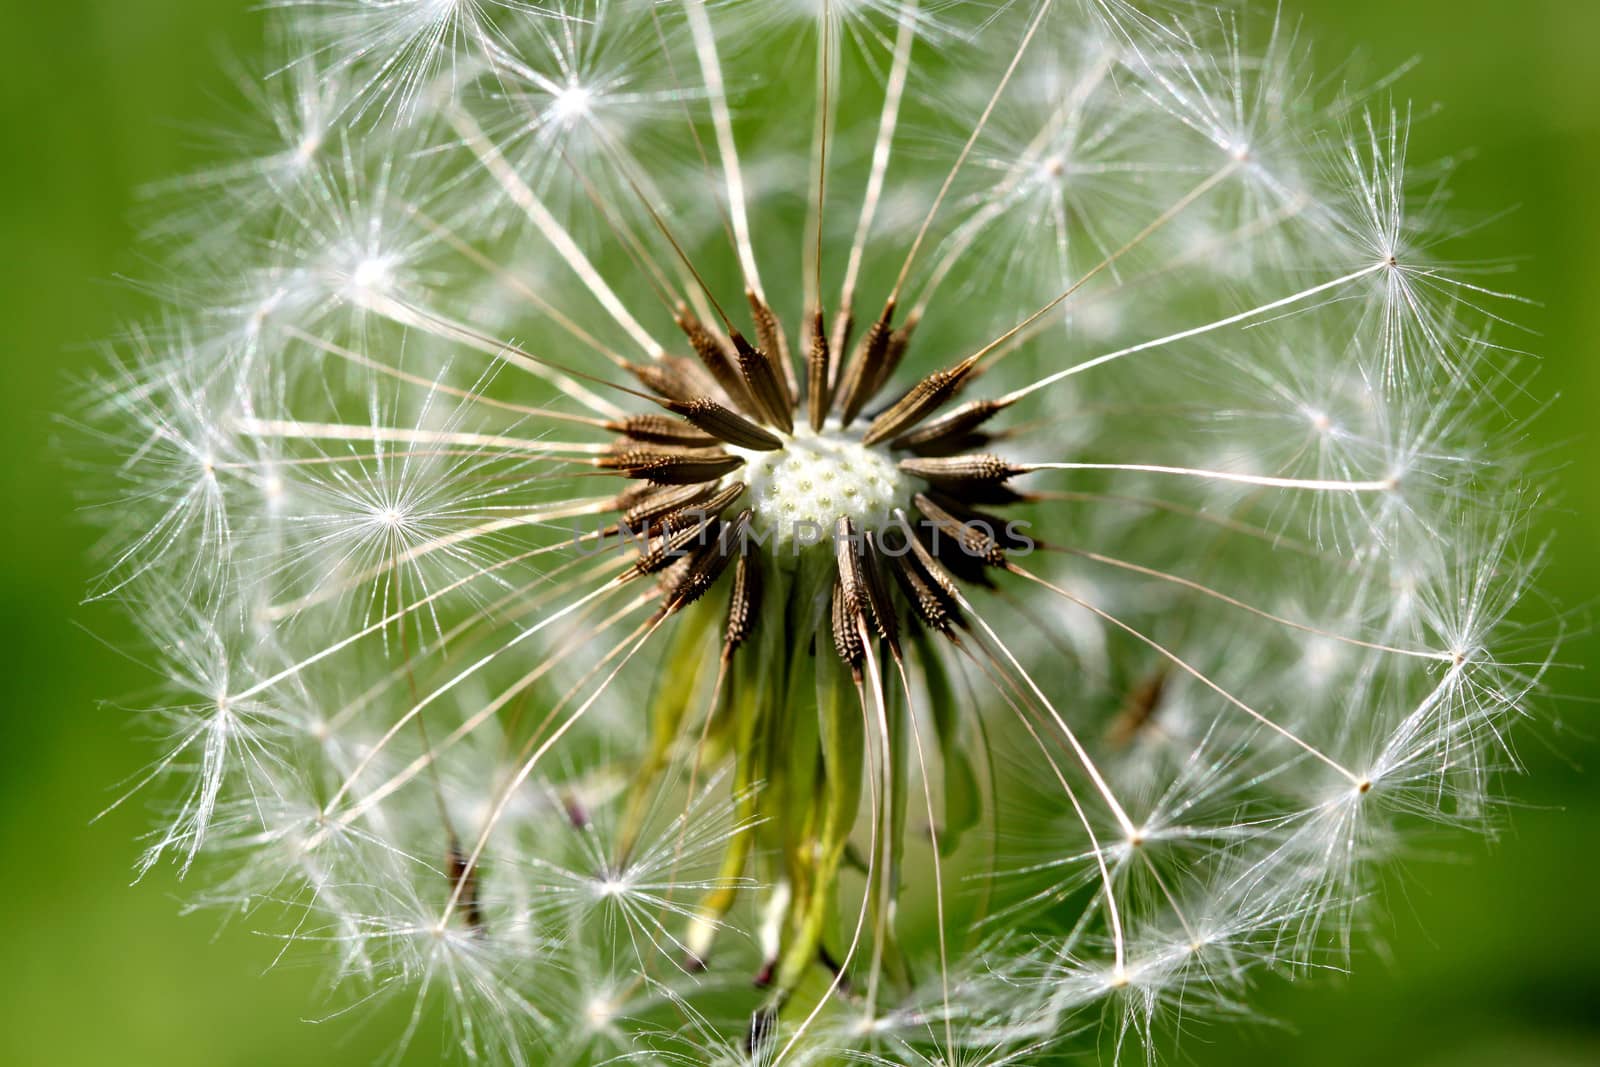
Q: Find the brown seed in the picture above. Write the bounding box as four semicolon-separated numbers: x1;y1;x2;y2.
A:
688;479;746;523
900;453;1025;489
664;510;750;613
666;397;785;451
626;355;716;403
833;299;895;427
833;516;864;612
628;483;745;576
599;447;744;485
615;482;719;531
925;489;1032;551
890;397;1011;453
635;514;722;576
830;577;864;671
607;412;719;448
860;315;917;415
627;481;744;551
806;305;832;432
724;541;763;657
747;289;796;405
675;304;758;415
859;532;901;655
886;546;961;633
913;492;1009;567
861;354;980;447
731;329;795;433
899;513;967;609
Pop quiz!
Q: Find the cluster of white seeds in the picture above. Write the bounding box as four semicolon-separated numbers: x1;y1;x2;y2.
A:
737;426;912;546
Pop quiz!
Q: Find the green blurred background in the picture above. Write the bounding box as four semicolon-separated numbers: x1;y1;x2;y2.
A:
2;2;1595;1064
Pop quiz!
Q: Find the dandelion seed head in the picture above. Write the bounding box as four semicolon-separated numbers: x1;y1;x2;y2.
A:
83;0;1554;1062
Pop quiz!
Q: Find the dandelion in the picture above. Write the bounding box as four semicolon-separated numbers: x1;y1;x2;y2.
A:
87;0;1550;1063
